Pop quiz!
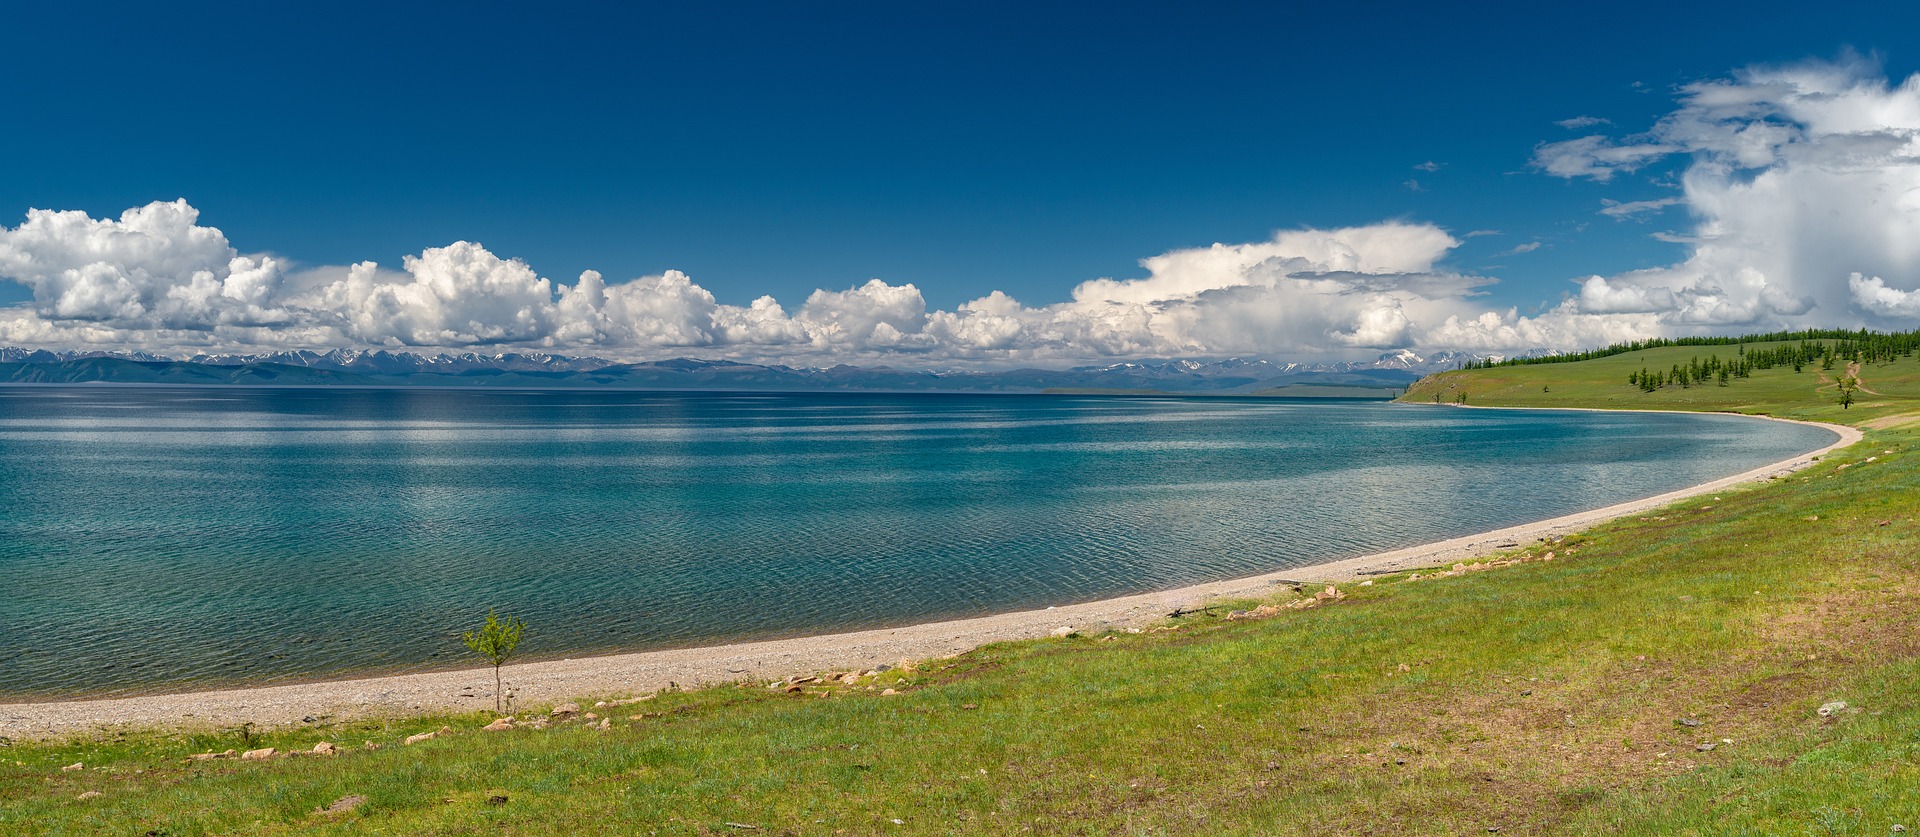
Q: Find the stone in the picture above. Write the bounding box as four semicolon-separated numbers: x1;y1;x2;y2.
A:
583;712;599;720
551;702;580;717
61;762;82;771
596;718;611;730
241;748;275;760
1676;718;1701;727
881;688;899;696
404;732;436;745
1695;742;1716;752
319;795;367;815
313;742;337;755
76;791;101;800
1051;626;1076;638
1818;700;1848;717
483;718;515;732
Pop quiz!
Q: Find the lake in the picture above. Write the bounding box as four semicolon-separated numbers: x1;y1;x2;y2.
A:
0;387;1835;699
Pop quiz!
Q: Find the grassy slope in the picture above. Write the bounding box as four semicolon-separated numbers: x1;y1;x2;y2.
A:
1403;340;1920;423
7;343;1920;835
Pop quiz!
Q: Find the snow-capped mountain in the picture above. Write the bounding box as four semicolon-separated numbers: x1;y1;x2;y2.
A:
0;346;1522;393
185;349;618;374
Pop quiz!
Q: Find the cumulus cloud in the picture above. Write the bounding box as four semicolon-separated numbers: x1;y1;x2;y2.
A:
3;204;1578;361
0;200;292;330
1849;272;1920;317
0;197;1733;364
1526;52;1920;332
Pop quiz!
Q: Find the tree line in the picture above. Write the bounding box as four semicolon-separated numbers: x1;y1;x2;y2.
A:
1458;328;1920;371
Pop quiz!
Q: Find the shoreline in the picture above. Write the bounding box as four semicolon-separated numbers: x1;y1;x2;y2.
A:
0;410;1861;740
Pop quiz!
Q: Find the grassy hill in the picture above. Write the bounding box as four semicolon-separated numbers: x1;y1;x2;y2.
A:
6;340;1920;834
1402;338;1920;423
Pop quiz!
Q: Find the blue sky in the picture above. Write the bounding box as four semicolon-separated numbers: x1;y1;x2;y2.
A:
4;2;1920;364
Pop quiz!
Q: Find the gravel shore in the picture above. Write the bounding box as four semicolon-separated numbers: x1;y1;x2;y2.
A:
0;412;1858;740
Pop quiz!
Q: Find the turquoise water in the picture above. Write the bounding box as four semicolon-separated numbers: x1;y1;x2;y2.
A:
0;387;1834;699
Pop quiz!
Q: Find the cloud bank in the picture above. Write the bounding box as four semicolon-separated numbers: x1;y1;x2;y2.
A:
0;204;1596;364
4;54;1920;365
1535;52;1920;332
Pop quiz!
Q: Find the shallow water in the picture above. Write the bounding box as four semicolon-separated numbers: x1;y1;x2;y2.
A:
0;387;1834;699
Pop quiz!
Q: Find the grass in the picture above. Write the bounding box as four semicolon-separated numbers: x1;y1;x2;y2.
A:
1403;339;1920;424
6;343;1920;834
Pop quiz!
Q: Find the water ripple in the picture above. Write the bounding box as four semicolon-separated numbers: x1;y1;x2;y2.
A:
0;388;1834;699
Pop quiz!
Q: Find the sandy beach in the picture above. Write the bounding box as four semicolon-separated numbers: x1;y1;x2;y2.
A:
0;411;1860;740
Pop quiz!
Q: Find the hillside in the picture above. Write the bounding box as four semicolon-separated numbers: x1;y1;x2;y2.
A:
5;342;1920;834
1399;338;1920;422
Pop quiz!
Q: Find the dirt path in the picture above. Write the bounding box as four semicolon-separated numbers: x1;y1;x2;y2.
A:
1846;361;1885;395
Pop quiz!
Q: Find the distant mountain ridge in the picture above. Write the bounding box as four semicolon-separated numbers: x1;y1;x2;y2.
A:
0;347;1512;393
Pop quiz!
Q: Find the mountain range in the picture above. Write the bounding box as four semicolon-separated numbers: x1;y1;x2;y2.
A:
0;347;1506;395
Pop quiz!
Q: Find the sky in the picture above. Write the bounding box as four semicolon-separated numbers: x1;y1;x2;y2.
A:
4;1;1920;366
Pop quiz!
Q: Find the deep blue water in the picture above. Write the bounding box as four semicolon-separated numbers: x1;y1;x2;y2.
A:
0;387;1834;699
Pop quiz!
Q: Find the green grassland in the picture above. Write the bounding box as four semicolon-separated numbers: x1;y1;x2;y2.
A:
7;341;1920;835
1404;339;1920;423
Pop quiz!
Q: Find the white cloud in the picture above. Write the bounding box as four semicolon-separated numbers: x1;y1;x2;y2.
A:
1527;53;1920;332
1413;161;1442;172
321;243;556;346
1555;116;1613;129
1849;272;1920;317
797;279;930;349
1599;196;1684;219
1531;135;1681;181
0;200;293;331
3;206;1577;361
1498;242;1543;256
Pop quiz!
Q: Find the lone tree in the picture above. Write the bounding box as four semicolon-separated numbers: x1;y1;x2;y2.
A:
463;609;526;713
1838;374;1859;409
